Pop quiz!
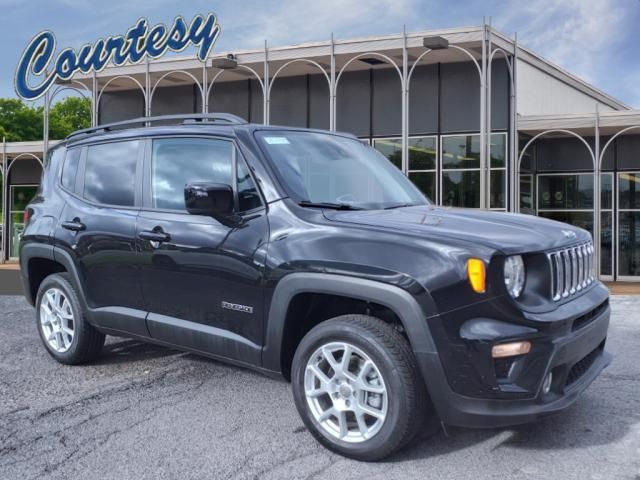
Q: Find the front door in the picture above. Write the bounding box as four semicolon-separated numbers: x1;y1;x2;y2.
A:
137;137;268;365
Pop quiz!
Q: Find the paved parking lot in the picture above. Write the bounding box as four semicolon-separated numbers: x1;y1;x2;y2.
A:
1;295;639;480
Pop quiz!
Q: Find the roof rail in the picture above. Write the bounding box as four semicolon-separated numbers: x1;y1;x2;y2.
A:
66;113;247;141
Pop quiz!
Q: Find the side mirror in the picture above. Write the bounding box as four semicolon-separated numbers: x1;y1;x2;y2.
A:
185;182;234;217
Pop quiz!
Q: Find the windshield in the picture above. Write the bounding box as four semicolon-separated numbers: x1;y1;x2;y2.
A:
256;131;429;210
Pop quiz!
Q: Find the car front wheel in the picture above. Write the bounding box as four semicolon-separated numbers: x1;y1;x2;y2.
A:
291;315;427;461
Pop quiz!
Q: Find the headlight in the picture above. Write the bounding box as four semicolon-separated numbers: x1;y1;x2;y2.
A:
504;255;525;298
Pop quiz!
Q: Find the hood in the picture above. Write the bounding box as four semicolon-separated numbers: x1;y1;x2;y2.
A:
322;206;591;254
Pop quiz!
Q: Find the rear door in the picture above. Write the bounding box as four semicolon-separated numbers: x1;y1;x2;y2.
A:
55;139;147;335
136;136;269;365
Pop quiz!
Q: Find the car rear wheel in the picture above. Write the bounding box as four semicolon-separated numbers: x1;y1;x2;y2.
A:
291;315;427;461
36;273;105;364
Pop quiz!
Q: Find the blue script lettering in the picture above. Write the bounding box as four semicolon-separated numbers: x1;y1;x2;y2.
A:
15;14;222;100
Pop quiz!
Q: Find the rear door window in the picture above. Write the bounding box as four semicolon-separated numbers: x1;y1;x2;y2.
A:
83;140;140;206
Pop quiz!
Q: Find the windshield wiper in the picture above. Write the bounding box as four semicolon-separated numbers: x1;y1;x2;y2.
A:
384;203;420;210
298;201;363;211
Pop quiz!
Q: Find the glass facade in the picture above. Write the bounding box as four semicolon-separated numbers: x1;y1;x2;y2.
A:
372;138;402;170
9;185;37;258
519;174;534;214
618;173;640;279
600;174;614;277
490;136;506;209
536;173;613;278
524;169;640;280
441;134;481;208
373;133;506;208
1;136;638;282
538;175;594;210
408;137;437;202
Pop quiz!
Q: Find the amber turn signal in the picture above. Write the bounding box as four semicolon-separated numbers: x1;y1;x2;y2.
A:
467;258;486;293
491;341;532;358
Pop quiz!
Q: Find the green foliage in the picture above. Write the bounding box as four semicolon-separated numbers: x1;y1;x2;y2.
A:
49;97;91;139
0;96;91;142
0;98;43;142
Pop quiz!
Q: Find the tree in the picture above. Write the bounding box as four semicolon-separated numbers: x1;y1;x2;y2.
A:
49;97;91;139
0;96;91;142
0;98;43;142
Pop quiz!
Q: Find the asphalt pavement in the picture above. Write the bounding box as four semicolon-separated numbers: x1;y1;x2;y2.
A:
1;295;639;480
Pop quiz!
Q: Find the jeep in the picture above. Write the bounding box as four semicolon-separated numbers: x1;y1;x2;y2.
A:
20;114;611;461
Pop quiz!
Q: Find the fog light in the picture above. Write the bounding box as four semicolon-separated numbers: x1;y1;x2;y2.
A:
491;341;532;358
542;372;553;395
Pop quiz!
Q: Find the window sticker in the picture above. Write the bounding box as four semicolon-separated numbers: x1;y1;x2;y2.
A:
264;136;290;145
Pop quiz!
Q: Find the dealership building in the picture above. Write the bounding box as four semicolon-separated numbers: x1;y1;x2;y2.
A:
2;25;640;281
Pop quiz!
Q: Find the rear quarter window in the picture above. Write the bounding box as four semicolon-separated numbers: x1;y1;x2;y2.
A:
61;148;81;191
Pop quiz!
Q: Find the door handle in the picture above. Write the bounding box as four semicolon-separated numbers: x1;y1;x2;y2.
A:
139;230;171;243
61;220;86;232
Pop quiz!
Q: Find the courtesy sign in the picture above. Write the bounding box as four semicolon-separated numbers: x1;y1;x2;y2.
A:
15;14;221;100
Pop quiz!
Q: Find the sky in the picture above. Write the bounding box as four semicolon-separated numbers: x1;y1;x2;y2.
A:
1;0;639;107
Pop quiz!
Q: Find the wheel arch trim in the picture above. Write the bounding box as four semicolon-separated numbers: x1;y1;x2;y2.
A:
262;273;438;373
51;246;91;314
21;245;86;312
20;243;56;305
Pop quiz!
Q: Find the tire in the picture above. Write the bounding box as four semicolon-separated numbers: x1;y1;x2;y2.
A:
291;315;428;461
35;273;105;365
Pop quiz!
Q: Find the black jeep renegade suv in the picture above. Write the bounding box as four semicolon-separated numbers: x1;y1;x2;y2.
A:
20;114;611;461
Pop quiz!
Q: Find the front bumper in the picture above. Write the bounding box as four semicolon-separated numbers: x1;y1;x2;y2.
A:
419;284;611;428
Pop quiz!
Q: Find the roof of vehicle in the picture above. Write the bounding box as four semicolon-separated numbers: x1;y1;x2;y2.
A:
64;113;357;148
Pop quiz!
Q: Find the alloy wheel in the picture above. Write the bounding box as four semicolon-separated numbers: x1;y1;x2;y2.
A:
40;288;75;353
304;341;388;443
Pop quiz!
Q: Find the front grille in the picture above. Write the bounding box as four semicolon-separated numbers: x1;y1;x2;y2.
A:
565;342;604;388
572;300;609;332
547;242;595;301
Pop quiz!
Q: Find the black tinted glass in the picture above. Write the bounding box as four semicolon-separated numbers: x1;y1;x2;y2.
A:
442;135;480;169
408;172;435;200
61;148;81;191
442;170;481;207
237;159;262;211
408;137;437;170
373;139;402;170
84;141;139;206
152;138;233;210
490;170;506;209
619;173;640;210
619;212;640;276
538;175;593;210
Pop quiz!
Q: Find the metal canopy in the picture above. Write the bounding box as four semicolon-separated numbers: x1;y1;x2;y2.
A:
3;23;635;271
